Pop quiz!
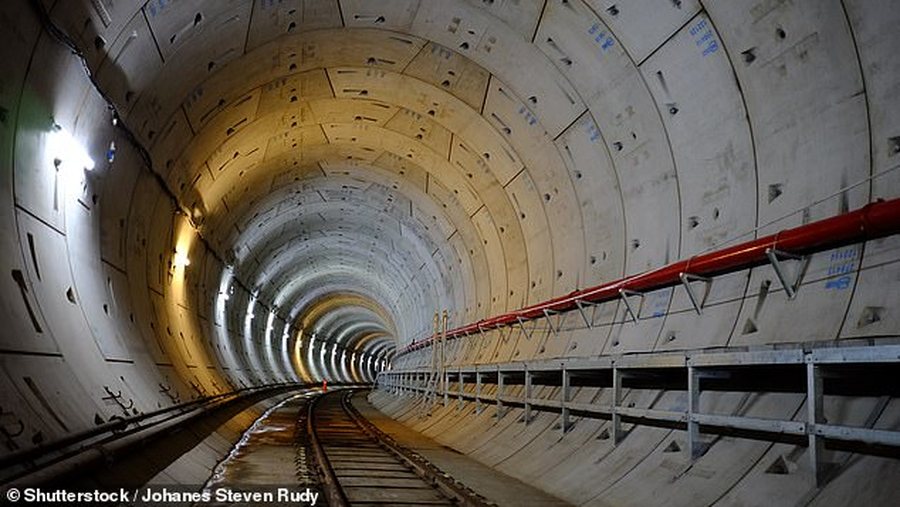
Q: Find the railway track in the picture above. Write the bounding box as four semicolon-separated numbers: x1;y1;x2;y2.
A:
307;390;493;507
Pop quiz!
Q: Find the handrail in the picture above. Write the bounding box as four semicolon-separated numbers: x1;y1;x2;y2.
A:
397;197;900;356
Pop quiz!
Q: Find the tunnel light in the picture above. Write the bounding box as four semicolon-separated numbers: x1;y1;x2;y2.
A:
50;124;95;173
50;125;96;195
172;248;191;267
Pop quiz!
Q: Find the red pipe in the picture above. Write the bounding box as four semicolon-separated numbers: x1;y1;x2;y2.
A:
399;198;900;354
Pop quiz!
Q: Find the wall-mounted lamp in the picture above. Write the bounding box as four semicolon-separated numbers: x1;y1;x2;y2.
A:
173;248;191;267
50;123;95;172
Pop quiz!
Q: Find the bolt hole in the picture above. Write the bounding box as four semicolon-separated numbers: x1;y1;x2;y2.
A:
888;136;900;155
742;47;757;64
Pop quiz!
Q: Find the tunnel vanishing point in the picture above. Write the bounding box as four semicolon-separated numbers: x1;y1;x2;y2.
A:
1;0;900;505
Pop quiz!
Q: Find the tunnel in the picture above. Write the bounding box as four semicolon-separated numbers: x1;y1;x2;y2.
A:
1;0;899;505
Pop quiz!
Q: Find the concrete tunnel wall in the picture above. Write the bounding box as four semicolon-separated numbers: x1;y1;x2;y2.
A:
1;0;899;502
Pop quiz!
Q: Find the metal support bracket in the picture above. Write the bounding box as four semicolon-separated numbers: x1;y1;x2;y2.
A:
574;299;594;328
542;309;559;338
516;317;534;339
679;272;712;315
766;248;808;300
619;289;643;323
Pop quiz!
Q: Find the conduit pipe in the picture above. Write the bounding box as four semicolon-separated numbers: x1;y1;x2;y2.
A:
400;197;900;354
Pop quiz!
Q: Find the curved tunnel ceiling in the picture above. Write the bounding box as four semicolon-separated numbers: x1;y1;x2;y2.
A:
1;0;899;493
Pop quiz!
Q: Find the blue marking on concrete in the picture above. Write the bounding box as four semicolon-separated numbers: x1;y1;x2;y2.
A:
690;18;718;57
588;23;615;53
824;276;852;290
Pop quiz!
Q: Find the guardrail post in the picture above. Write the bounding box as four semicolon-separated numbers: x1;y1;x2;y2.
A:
524;366;532;425
612;366;622;444
458;369;464;410
496;367;505;419
807;361;825;486
561;364;570;436
443;370;449;406
688;366;701;460
475;369;482;414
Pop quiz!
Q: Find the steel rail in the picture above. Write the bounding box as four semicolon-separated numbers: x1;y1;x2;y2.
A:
2;384;309;486
0;383;306;480
340;391;496;507
398;197;900;355
306;393;350;507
